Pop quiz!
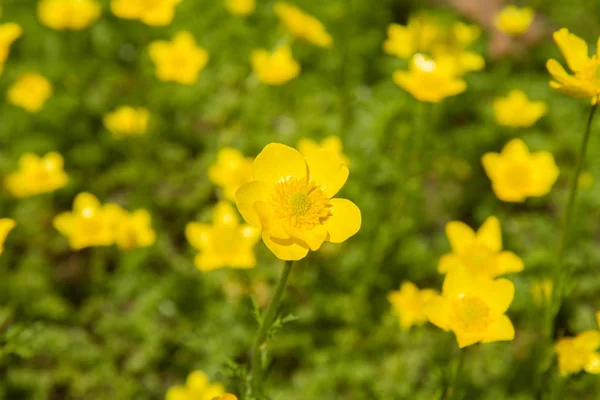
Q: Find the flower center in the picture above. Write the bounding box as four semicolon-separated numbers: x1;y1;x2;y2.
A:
459;245;496;277
271;177;331;230
504;163;531;191
450;295;492;334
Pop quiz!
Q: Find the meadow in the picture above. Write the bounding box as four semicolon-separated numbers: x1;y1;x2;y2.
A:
1;0;600;399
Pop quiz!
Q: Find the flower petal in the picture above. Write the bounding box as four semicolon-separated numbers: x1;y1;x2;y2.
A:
235;181;272;228
438;253;462;274
476;216;502;252
322;198;361;243
584;352;600;374
185;222;212;251
254;201;289;239
496;251;524;275
442;265;474;298
455;331;482;348
424;295;451;330
445;221;475;253
262;233;309;261
482;315;515;343
305;149;349;197
553;28;589;73
502;139;530;159
212;201;240;226
474;278;514;314
253;143;307;184
73;192;101;212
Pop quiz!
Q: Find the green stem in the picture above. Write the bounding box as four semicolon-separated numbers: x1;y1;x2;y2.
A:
445;348;466;400
547;103;598;335
250;260;294;395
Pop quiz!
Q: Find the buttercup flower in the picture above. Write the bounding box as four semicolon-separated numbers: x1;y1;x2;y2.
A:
493;90;547;128
0;22;22;75
482;139;559;202
393;54;466;102
235;143;361;260
555;330;600;376
493;5;534;36
4;152;69;198
438;216;524;279
251;45;300;86
274;2;332;48
225;0;254;16
113;208;156;250
185;201;260;271
38;0;101;31
546;29;600;103
166;370;224;400
7;73;53;113
111;0;181;26
103;106;150;138
0;219;16;256
531;279;552;306
383;15;440;59
53;193;119;250
297;136;350;167
426;266;515;348
388;281;438;330
208;147;254;201
149;31;209;85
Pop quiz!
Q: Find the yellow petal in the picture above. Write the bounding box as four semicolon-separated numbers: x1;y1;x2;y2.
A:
253;143;307;184
502;139;530;159
262;232;309;261
475;216;501;252
322;198;361;243
186;370;209;390
254;201;289;239
194;252;223;271
165;386;188;400
576;330;600;352
73;192;101;212
455;331;482;348
212;201;240;226
482;315;515;343
481;153;502;180
304;149;349;198
474;278;514;314
299;225;328;251
496;251;524;275
438;253;461;274
235;181;272;228
185;222;212;250
53;212;74;235
584;352;600;374
442;265;474;298
553;28;589;73
445;221;475;253
424;295;450;330
546;59;573;85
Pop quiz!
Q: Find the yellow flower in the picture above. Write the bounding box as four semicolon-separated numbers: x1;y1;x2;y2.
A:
425;266;515;348
493;90;547;128
4;152;69;198
251;45;300;86
0;218;16;256
438;216;524;279
482;139;559;202
235;143;361;261
7;73;53;113
113;208;156;250
53;193;118;250
393;54;466;103
297;136;350;167
38;0;101;31
274;2;332;48
225;0;254;16
111;0;181;26
185;201;260;271
546;29;600;103
494;5;534;36
531;279;552;306
103;106;150;138
0;22;22;73
149;31;209;85
388;281;438;330
208;147;254;201
555;330;600;376
383;15;440;59
166;370;224;400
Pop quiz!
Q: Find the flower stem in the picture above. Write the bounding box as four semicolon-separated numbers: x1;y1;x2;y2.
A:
445;348;466;400
547;103;598;335
250;260;294;395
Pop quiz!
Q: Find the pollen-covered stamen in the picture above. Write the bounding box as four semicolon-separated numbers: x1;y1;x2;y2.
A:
271;177;331;230
450;295;492;334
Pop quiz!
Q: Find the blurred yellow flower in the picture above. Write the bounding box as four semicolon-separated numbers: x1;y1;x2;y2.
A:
482;139;559;202
53;193;119;250
149;31;209;85
383;15;440;59
38;0;101;31
493;90;547;127
166;370;224;400
393;53;466;102
388;281;438;330
531;279;552;306
439;216;524;279
426;266;515;348
225;0;254;16
111;0;181;26
212;395;237;400
208;147;254;201
251;45;300;86
185;201;260;271
555;330;600;376
103;106;150;138
113;208;156;250
0;22;22;75
235;143;361;261
547;28;600;104
4;152;69;198
274;2;332;48
297;136;350;167
0;218;16;256
493;5;534;36
7;73;53;113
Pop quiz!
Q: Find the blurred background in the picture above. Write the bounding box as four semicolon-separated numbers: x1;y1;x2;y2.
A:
2;0;600;399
